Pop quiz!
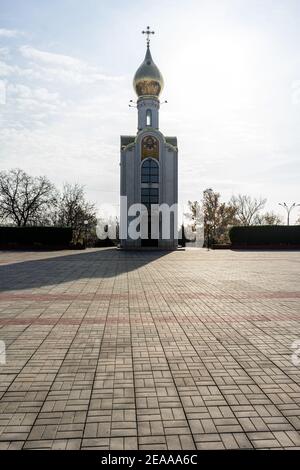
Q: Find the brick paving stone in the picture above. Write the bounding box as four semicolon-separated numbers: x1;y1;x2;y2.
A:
0;248;300;449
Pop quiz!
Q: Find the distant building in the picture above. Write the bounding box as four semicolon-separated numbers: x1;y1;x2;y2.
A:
120;27;178;249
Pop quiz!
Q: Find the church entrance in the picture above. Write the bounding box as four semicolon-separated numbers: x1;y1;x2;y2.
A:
141;216;159;247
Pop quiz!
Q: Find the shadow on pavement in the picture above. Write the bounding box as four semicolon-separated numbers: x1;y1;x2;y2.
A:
0;248;169;292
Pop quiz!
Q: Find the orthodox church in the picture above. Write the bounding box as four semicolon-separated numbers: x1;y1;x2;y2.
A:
120;27;178;249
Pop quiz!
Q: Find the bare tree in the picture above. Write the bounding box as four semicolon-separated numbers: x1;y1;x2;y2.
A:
185;190;238;244
54;183;97;244
185;200;202;233
230;194;267;226
0;168;57;226
254;211;283;225
203;189;237;243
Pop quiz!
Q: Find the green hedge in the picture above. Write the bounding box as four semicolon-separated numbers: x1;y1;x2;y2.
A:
229;225;300;246
0;226;73;247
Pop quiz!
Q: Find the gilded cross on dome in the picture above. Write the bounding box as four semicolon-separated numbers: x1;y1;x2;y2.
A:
142;26;155;47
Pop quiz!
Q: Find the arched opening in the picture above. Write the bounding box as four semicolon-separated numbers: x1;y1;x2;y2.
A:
141;158;159;184
146;109;152;127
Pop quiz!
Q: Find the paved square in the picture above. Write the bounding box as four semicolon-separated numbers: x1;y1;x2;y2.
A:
0;248;300;450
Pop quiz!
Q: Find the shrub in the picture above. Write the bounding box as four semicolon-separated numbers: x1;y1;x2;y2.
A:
229;225;300;246
94;238;117;247
0;226;72;248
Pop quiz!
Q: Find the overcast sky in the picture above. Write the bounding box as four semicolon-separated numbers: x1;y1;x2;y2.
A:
0;0;299;221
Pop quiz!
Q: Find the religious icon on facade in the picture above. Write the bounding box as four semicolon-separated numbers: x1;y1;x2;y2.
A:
141;135;159;160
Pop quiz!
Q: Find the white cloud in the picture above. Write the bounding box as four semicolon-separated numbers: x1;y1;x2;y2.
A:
0;121;121;209
1;83;66;130
9;83;60;102
19;45;124;84
7;83;63;115
0;60;16;77
20;45;83;68
0;41;127;204
292;80;300;105
0;80;5;104
0;28;23;38
0;47;10;59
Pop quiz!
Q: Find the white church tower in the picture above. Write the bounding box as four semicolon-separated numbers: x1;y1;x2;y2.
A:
120;27;178;249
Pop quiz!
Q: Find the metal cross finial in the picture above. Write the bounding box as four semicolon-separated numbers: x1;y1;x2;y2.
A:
142;26;155;47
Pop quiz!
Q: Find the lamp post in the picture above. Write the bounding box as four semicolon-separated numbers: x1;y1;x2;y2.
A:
83;220;88;248
278;203;299;226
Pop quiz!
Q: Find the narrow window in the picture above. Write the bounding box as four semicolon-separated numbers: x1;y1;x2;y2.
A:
146;109;152;126
141;159;159;184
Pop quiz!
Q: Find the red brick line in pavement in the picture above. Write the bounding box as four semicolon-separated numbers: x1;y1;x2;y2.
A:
0;291;300;302
0;293;125;301
0;313;299;326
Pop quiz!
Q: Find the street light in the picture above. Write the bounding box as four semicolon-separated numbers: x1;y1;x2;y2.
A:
278;202;300;226
83;220;88;248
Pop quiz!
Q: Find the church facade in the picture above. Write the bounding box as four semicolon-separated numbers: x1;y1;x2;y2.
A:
120;28;178;249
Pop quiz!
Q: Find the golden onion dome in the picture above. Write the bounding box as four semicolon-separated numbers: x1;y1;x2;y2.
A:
133;46;164;97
